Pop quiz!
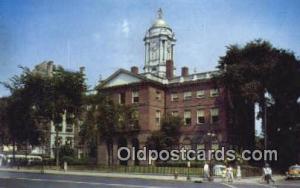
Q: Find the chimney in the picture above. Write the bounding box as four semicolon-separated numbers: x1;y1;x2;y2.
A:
79;66;85;74
181;67;189;77
166;60;174;80
131;66;139;74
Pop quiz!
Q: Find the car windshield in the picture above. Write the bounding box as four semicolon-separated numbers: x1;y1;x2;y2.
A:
289;166;300;170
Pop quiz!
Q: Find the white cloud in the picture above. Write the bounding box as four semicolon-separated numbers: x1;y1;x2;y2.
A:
121;19;130;37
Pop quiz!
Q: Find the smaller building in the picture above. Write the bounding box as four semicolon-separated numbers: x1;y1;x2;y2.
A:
32;61;81;158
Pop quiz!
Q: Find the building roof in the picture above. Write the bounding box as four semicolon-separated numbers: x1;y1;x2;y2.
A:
98;67;219;90
97;68;163;89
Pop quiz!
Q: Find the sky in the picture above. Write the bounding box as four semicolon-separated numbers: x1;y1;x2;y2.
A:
1;0;300;134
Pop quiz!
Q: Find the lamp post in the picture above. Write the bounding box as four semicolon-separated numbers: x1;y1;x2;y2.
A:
55;131;61;169
207;131;216;181
187;161;191;181
263;91;275;165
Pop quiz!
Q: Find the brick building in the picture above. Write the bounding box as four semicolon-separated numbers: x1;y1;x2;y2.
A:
97;9;254;165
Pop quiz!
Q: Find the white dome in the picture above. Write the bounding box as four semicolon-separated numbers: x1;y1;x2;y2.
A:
151;18;169;28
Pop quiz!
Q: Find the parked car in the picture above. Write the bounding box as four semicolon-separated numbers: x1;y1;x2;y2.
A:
0;154;6;166
6;154;42;166
213;164;227;177
286;164;300;180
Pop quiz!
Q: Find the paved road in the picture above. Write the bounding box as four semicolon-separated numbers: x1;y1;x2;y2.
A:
0;171;299;188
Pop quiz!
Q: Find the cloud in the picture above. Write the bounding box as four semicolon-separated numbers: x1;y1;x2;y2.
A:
121;19;130;37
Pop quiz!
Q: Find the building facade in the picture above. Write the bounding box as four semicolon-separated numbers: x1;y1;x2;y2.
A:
97;9;253;165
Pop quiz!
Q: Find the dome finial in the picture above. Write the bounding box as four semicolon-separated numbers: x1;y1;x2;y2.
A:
157;8;163;19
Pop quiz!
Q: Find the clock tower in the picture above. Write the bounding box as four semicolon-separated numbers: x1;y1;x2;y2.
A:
144;9;176;78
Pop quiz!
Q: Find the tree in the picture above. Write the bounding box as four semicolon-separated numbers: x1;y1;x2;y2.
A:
80;93;139;165
79;95;99;159
1;67;41;162
216;39;300;169
0;97;9;146
2;65;87;165
146;115;183;154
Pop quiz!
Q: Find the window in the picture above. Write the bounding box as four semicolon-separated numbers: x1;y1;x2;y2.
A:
118;114;125;124
211;143;219;150
210;89;219;97
132;91;139;103
184;110;191;125
197;110;205;124
55;136;63;146
197;144;205;150
171;111;178;117
211;108;219;123
155;110;161;126
55;123;63;132
156;91;161;100
66;124;73;132
86;105;92;110
119;92;126;104
197;90;205;98
184;92;192;100
132;111;139;127
171;93;179;101
65;137;73;146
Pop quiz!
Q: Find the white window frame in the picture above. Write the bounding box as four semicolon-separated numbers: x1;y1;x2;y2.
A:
155;110;161;126
118;92;126;104
210;89;219;97
171;93;179;101
197;109;205;124
132;91;139;103
184;110;191;125
171;111;178;117
196;90;205;98
156;91;161;100
210;108;219;123
184;91;192;100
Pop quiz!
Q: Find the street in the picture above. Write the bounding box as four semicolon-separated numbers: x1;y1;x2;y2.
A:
0;171;299;188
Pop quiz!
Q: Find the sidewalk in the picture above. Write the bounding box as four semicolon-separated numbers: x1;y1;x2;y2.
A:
0;167;285;183
233;175;285;184
0;167;196;182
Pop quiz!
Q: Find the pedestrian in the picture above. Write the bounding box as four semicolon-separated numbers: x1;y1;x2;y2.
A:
226;165;234;182
203;162;210;181
236;165;242;180
263;163;275;184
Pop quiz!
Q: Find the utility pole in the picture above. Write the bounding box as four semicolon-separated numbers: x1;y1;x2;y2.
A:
55;124;61;169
